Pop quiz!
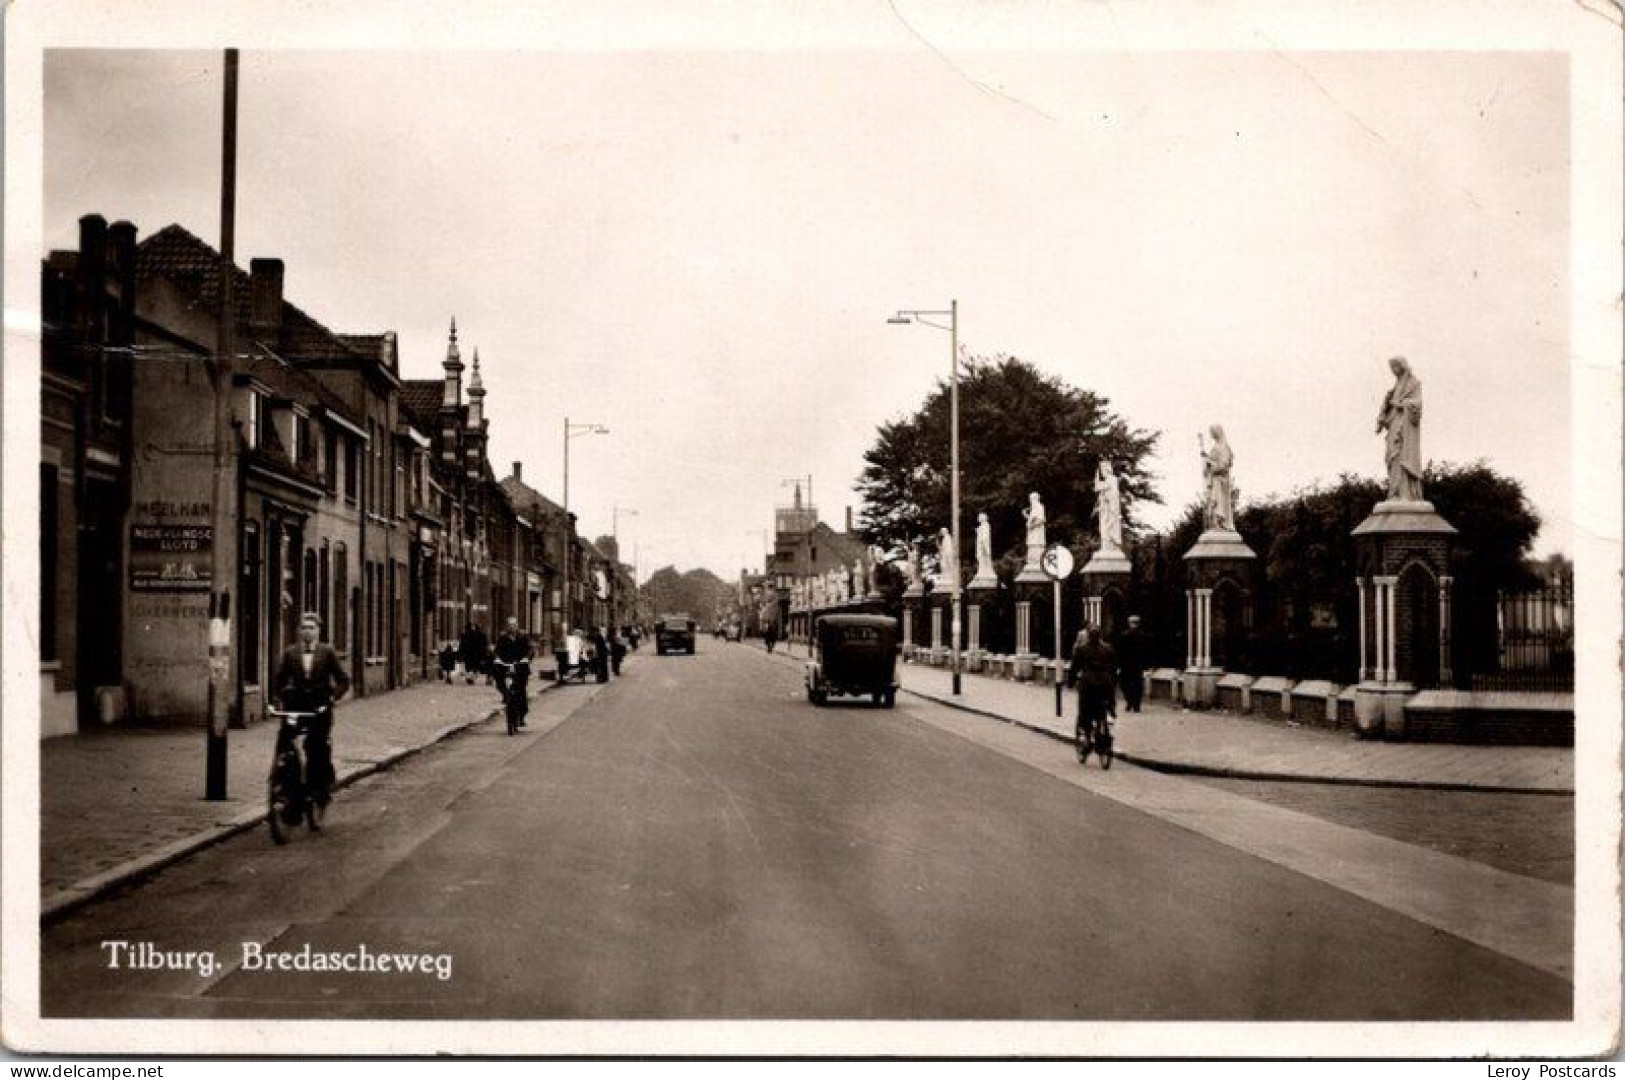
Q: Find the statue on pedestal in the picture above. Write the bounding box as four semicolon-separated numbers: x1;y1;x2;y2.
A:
971;512;996;585
1199;425;1236;532
1377;356;1424;503
936;527;959;592
1021;493;1047;573
1094;461;1124;552
866;544;886;596
852;557;866;600
904;541;924;593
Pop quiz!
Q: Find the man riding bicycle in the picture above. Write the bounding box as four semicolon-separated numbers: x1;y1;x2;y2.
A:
1066;623;1117;754
493;616;532;726
271;612;352;808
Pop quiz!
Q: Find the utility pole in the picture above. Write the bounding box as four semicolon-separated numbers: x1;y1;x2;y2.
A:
205;48;239;800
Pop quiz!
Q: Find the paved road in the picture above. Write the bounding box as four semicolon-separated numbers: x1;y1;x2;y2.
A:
42;640;1571;1020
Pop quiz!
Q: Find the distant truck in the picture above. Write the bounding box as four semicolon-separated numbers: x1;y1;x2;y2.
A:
656;614;697;655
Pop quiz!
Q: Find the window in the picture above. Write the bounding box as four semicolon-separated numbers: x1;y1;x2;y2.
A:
319;541;331;637
241;390;263;450
324;426;337;489
295;413;314;467
334;543;349;654
344;436;360;503
241;525;260;684
39;463;58;663
303;548;318;615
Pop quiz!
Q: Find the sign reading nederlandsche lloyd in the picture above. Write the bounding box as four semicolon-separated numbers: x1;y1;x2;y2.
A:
128;524;212;591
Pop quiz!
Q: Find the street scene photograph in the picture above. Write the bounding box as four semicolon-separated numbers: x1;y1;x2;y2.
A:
4;0;1621;1060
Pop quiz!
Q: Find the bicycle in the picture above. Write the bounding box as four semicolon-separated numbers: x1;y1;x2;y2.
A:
492;657;530;735
1074;698;1115;770
266;705;333;844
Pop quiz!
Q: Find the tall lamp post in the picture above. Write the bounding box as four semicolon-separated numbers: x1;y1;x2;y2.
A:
888;299;962;696
562;418;608;637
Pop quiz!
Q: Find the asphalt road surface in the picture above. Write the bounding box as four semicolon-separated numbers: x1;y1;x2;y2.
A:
42;640;1571;1020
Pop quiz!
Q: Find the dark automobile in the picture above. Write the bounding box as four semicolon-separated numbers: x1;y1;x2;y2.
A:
656;614;697;655
805;614;898;707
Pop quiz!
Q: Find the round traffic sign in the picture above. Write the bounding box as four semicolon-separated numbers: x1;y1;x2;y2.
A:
1041;544;1074;580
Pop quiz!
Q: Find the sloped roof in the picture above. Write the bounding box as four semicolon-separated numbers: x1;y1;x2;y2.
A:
499;474;564;521
137;223;369;364
399;379;444;428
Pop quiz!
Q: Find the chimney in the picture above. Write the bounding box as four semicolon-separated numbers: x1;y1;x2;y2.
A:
249;258;284;335
77;215;107;330
105;220;138;322
381;330;398;372
512;461;522;482
845;506;853;533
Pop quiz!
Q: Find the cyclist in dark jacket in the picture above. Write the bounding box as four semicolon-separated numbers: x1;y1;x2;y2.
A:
493;617;532;727
1066;625;1118;738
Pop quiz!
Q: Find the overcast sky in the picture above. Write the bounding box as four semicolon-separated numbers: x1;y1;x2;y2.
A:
45;43;1570;578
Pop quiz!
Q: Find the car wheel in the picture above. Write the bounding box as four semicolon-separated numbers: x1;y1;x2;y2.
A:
883;690;896;709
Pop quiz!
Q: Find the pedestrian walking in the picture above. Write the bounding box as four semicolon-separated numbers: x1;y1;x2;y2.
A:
459;623;489;685
589;626;611;683
610;628;627;676
764;622;778;654
438;641;458;683
1066;624;1118;741
1116;615;1147;713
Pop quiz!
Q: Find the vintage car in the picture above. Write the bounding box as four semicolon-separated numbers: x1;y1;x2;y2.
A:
724;623;743;642
805;614;898;707
655;614;697;655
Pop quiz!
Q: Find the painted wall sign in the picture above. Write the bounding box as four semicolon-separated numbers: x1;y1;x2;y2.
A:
129;524;213;591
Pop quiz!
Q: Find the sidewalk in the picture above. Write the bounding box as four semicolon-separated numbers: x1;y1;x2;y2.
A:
768;641;1573;794
41;675;555;920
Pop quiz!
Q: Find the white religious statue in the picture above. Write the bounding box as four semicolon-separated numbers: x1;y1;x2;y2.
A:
852;558;866;600
837;567;850;604
867;544;886;596
904;542;924;593
1199;425;1236;532
936;527;959;592
1094;461;1124;551
1377;356;1424;502
971;512;996;585
1023;492;1046;548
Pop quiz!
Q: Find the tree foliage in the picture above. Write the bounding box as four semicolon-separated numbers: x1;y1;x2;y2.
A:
856;356;1160;562
644;565;734;628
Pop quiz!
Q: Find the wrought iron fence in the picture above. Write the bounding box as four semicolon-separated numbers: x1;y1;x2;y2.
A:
1466;580;1574;693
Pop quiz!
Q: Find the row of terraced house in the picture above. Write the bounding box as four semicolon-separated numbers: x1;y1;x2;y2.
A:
39;213;633;737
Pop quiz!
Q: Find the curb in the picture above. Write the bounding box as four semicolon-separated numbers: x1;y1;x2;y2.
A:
712;642;1571;796
892;685;1575;798
41;680;564;925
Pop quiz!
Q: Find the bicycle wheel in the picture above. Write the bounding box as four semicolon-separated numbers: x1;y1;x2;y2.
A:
1097;726;1114;770
506;694;520;736
268;773;294;845
1074;718;1090;764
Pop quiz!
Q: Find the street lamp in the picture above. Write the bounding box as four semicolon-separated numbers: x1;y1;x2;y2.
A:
889;300;962;696
562;417;608;636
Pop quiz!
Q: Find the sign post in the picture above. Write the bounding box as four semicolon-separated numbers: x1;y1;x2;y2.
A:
1041;544;1075;718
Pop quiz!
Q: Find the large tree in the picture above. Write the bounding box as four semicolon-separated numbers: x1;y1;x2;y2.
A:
644;566;734;627
856;356;1160;564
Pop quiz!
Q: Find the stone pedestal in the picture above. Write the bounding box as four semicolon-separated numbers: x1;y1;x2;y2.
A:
1182;528;1258;709
929;606;944;666
1015;542;1048;586
1081;544;1132;638
1013;599;1036;680
1351;500;1457;739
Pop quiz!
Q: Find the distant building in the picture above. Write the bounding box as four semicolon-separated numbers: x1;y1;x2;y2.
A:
767;483;866;627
